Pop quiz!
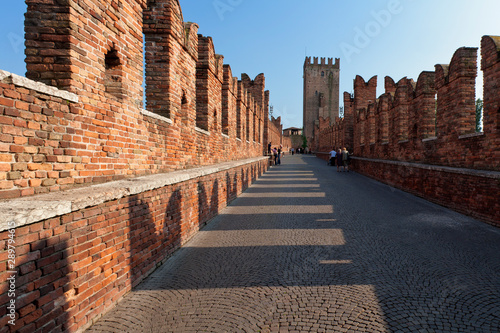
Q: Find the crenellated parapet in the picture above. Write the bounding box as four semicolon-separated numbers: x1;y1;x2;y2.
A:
196;35;224;132
435;47;478;139
0;1;287;332
318;36;499;171
304;56;340;68
316;36;500;225
334;37;498;171
354;75;377;112
1;0;282;197
197;36;224;80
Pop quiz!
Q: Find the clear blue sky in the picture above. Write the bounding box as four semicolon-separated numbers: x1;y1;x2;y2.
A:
1;0;498;129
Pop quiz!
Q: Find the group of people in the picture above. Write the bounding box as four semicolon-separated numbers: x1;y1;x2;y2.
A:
329;147;350;172
289;147;306;155
268;143;283;165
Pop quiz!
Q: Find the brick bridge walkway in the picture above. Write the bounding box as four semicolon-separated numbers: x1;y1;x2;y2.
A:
87;155;500;333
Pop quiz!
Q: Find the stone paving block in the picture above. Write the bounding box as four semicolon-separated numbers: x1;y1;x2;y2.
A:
86;155;500;333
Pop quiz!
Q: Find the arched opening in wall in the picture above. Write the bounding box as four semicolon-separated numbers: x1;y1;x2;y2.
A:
181;90;188;105
181;90;189;121
105;48;125;99
476;52;484;132
213;108;218;132
321;71;325;77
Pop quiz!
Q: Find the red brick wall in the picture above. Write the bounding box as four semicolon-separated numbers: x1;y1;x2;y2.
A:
317;91;355;153
0;0;290;331
268;116;285;152
0;0;290;199
317;36;500;225
351;158;500;225
0;158;268;333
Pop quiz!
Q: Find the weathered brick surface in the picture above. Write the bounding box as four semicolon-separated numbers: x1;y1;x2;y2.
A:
267;116;291;153
0;158;268;333
317;36;500;225
303;57;340;151
0;0;287;198
0;0;287;331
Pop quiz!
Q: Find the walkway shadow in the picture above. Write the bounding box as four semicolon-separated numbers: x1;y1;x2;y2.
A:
88;155;500;332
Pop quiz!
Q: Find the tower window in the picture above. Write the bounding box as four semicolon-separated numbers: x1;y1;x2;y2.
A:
321;71;325;77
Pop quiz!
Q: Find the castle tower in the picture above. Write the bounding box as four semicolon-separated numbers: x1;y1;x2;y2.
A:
303;57;340;150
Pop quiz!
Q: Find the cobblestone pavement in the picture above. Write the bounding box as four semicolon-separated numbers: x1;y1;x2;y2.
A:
87;155;500;333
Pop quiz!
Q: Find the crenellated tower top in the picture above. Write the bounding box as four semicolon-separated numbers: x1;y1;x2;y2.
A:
304;57;340;69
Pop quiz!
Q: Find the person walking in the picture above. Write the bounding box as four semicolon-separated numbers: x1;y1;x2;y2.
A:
273;147;278;165
336;149;343;172
329;147;337;166
342;147;349;172
277;146;282;165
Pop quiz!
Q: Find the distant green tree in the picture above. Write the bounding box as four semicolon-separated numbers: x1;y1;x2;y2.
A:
476;98;483;132
301;135;308;149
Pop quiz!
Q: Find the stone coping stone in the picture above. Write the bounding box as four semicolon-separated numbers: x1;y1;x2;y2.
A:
0;157;268;232
351;156;500;179
0;69;79;103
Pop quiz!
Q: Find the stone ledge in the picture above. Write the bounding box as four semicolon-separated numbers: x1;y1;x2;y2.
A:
422;136;438;142
0;156;268;232
195;127;210;136
459;132;484;140
351;157;500;179
141;109;173;124
0;69;79;103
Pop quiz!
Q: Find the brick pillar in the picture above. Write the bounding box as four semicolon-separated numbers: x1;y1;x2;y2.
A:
393;78;414;142
435;47;478;138
414;71;436;139
144;0;198;120
196;35;223;132
222;65;235;136
481;36;500;137
343;92;354;151
353;75;377;111
263;90;270;149
377;94;390;144
25;0;145;103
25;0;77;91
